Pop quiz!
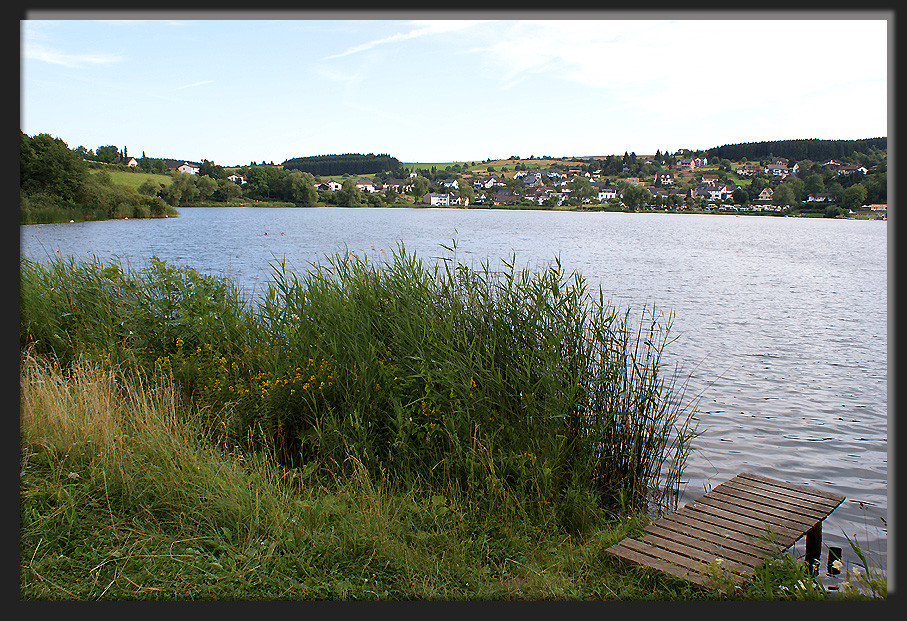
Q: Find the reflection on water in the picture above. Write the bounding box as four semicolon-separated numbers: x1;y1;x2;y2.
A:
21;207;888;572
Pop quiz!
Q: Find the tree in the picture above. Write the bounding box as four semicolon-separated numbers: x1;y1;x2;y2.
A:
137;179;162;196
804;174;825;197
827;181;845;204
244;166;278;200
410;175;430;199
783;177;805;203
196;175;218;201
95;145;120;163
287;170;318;205
213;179;242;202
567;176;595;204
771;184;795;208
20;132;88;203
732;187;749;205
199;159;227;180
456;179;475;204
621;183;650;211
160;173;200;207
842;183;868;210
337;178;361;207
824;203;842;218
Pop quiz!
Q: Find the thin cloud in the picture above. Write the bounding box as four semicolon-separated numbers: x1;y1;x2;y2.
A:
175;80;214;90
23;42;122;67
322;20;483;60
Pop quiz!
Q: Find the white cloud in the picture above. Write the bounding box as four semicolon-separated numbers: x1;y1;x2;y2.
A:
23;41;122;67
22;22;123;67
322;20;485;60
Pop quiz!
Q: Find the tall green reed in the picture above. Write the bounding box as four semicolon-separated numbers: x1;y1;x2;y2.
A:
21;244;700;525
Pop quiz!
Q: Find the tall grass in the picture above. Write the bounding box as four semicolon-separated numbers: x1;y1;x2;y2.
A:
21;351;700;599
20;244;700;527
19;352;883;600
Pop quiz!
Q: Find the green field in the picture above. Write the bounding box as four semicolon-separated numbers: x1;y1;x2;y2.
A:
94;169;172;190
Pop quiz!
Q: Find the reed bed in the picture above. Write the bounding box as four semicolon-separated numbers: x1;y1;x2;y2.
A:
21;245;699;524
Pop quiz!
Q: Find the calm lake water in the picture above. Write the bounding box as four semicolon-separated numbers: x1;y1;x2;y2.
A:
20;207;889;575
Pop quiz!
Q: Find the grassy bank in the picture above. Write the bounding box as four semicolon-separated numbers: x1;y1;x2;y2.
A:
19;352;680;600
19;247;886;600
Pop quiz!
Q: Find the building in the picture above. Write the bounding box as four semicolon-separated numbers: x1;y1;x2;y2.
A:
422;192;450;206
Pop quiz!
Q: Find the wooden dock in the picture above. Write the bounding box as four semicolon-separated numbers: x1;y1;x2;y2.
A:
604;472;845;588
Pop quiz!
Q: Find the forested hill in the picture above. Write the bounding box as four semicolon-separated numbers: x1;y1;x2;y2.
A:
281;153;403;176
705;137;886;162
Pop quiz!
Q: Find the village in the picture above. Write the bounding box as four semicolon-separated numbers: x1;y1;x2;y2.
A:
140;151;885;217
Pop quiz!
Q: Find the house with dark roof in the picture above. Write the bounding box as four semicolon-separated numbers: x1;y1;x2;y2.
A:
164;159;201;174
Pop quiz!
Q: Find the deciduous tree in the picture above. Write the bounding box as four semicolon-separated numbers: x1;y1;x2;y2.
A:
842;183;867;210
337;178;361;207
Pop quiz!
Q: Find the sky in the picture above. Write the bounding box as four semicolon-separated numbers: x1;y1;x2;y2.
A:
20;12;890;167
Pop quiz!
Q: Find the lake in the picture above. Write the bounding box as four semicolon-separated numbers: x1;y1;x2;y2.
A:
20;206;888;576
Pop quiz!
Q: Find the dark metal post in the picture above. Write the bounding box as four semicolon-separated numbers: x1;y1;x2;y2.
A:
805;521;822;575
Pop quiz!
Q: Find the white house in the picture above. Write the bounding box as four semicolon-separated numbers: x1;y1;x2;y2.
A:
764;163;789;178
736;163;760;176
178;162;200;175
422;192;450;206
356;177;375;192
317;180;343;192
693;183;733;202
126;157;139;168
227;173;246;184
591;183;618;201
474;175;505;189
450;193;470;207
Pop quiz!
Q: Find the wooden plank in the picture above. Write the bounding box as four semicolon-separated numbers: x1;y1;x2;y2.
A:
697;489;820;531
605;541;713;587
603;472;845;590
718;478;836;519
737;472;845;504
656;510;782;554
722;480;843;520
721;474;841;511
684;498;804;542
705;486;823;529
639;530;755;578
609;539;725;587
672;504;789;547
643;523;768;569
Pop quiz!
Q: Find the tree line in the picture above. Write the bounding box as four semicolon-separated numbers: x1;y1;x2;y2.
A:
705;137;887;165
281;153;403;176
